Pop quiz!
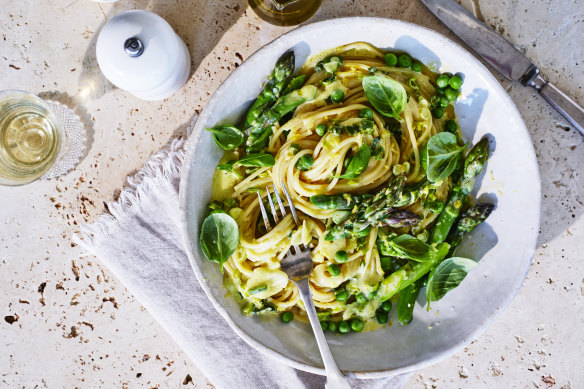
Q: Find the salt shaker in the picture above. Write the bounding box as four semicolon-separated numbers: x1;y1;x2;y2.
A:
96;10;191;101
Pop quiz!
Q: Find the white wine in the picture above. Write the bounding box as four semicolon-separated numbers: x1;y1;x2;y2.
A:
248;0;322;26
0;91;61;186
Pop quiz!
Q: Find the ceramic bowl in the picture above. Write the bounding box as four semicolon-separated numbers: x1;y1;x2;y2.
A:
179;17;540;377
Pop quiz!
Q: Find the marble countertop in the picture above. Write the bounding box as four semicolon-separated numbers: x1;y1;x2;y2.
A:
1;0;583;387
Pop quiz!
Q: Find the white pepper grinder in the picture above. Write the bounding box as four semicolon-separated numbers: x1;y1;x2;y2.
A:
96;10;191;101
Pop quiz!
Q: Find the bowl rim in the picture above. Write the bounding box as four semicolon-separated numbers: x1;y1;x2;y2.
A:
178;16;541;378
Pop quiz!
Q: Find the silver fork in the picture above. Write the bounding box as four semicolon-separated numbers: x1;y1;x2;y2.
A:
258;183;352;389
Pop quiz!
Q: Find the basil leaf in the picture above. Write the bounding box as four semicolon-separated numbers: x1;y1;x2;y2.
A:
426;257;477;302
423;132;466;182
378;234;449;263
217;160;236;171
337;144;371;179
206;125;245;150
235;153;275;167
199;213;239;269
362;75;408;118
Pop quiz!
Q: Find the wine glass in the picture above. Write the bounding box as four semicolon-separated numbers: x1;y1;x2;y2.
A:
248;0;322;26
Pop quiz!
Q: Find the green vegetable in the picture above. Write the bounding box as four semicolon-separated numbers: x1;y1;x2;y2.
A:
444;119;457;133
449;75;463;89
362;75;408;119
248;285;267;295
309;193;371;210
236;153;275;167
316;55;343;74
426;257;477;303
397;278;423;325
315;123;328;136
199;213;239;269
332;210;351;224
436;87;446;96
217;160;236;172
335;250;349;263
206;125;245;150
378;234;445;262
355;293;367;305
245;50;295;128
246;85;318;152
432;107;444;119
439;97;449;108
422;132;466;182
331;89;345;103
397;54;412;68
282;74;307;95
445;87;458;101
380;300;392;312
359;107;374;119
375;242;450;302
335;290;349;302
295;154;314;171
338;321;350;333
376;310;389;324
329;118;375;135
407;77;420;92
320;321;329;331
350;318;364;332
337;144;370;180
436;74;449;88
384;53;398;67
328;263;341;276
280;311;294;323
447;203;495;253
411;62;422;72
327;321;338;332
242;303;254;315
460;136;490;195
289;143;300;155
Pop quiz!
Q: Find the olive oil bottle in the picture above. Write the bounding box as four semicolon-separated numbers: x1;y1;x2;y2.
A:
0;91;61;186
248;0;322;26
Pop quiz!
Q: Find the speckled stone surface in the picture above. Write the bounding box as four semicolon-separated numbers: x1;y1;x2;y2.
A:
1;1;583;388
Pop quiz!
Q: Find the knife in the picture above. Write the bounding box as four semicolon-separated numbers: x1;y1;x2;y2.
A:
420;0;584;135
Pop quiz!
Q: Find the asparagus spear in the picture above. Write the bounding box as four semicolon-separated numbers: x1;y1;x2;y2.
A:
393;180;438;208
246;85;317;153
310;193;372;210
447;203;495;254
397;277;423;325
375;242;450;302
282;74;307;95
430;137;490;243
245;50;295;129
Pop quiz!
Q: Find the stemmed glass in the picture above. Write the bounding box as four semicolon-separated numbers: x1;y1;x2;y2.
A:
248;0;322;26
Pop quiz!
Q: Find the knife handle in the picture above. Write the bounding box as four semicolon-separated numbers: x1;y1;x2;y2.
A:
529;73;584;135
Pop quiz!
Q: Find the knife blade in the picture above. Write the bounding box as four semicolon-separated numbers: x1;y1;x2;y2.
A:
420;0;584;135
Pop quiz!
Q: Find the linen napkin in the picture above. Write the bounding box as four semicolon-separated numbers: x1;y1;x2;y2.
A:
73;137;411;389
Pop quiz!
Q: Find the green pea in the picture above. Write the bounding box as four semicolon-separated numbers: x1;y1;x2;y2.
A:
355;293;367;305
430;95;440;107
327;321;338;332
315;124;328;136
335;290;349;302
384;53;398;67
295;154;314;171
432;107;444;119
443;72;453;78
338;321;350;333
445;87;458;102
280;311;294;323
439;97;450;108
397;54;412;68
380;300;392;312
334;250;349;263
436;74;449;88
320;321;328;331
350;318;364;332
289;143;300;155
359;108;373;120
449;75;463;89
331;89;345;103
444;119;457;133
328;263;341;276
411;62;422;72
376;310;389;324
436;87;446;96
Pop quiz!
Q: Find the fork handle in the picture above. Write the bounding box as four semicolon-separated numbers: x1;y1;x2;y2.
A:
294;278;352;389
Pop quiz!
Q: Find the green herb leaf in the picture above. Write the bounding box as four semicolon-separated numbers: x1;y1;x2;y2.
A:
426;257;477;302
378;234;449;262
337;144;371;179
422;132;467;182
206;125;245;150
235;153;275;167
362;75;408;118
217;160;236;172
199;213;239;269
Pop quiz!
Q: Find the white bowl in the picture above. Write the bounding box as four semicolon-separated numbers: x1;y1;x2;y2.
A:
179;17;540;378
